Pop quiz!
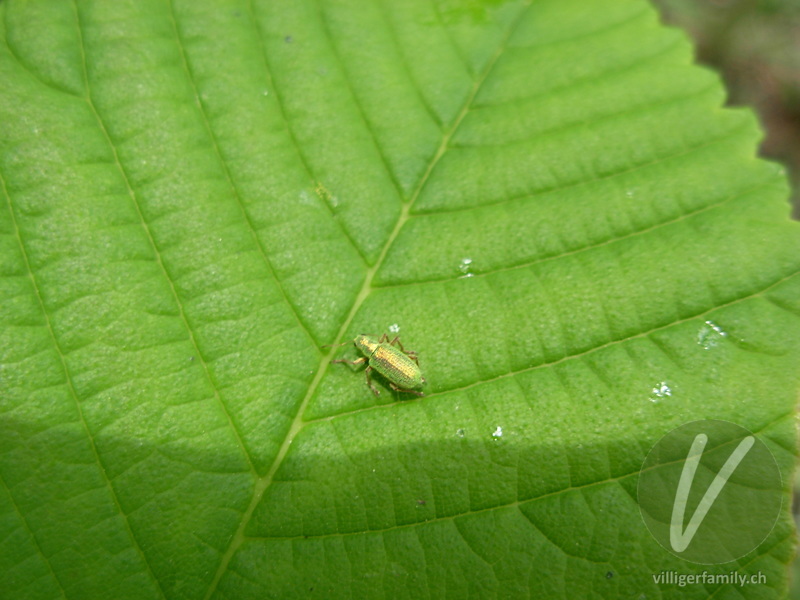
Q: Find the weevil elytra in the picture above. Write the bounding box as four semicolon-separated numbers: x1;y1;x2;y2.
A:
331;334;426;396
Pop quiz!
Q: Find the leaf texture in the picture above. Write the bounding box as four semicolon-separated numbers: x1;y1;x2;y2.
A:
1;0;799;598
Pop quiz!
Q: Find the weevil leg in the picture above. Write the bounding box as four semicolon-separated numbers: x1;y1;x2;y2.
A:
389;336;415;354
388;382;425;397
331;356;367;366
364;366;381;396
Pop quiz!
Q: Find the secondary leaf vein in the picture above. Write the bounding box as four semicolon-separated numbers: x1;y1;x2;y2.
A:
166;0;321;347
1;164;166;600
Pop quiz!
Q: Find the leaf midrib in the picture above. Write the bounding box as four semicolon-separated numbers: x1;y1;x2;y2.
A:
201;1;535;596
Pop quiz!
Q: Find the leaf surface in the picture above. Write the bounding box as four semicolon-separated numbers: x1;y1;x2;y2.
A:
1;0;799;598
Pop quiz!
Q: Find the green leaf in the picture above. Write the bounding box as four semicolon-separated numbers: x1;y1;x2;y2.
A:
2;0;799;598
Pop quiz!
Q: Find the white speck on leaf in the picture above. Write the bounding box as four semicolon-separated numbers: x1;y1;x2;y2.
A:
649;381;672;403
698;320;727;349
458;257;474;278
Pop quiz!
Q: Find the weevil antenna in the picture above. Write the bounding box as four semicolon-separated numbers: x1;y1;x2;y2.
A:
321;341;352;349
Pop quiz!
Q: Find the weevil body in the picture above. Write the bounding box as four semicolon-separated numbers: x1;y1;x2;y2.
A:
332;334;425;396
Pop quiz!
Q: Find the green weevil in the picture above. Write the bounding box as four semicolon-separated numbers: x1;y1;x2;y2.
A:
331;334;426;396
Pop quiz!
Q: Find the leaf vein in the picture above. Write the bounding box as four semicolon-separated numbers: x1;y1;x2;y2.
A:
469;35;683;113
411;122;753;218
1;161;165;600
401;265;798;397
311;267;800;421
70;0;259;478
247;0;369;264
312;0;407;198
1;11;81;98
376;0;444;129
0;466;69;599
456;78;715;149
243;409;794;541
166;0;326;349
